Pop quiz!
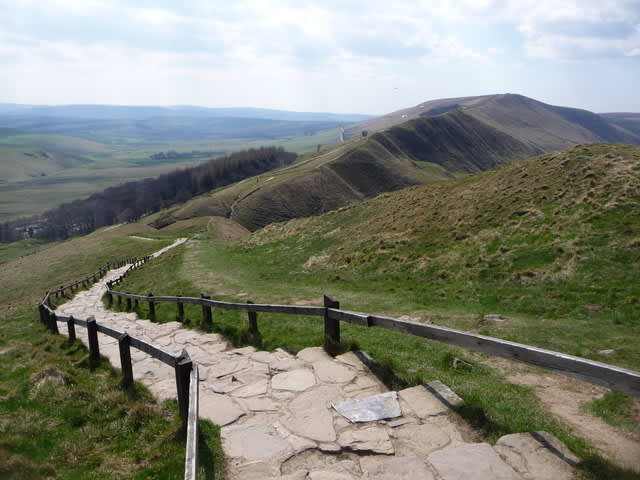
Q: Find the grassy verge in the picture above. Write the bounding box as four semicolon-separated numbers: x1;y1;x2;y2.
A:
0;309;224;479
108;240;640;479
584;392;640;435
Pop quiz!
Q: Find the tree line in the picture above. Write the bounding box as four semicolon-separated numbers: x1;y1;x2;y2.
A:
0;146;296;242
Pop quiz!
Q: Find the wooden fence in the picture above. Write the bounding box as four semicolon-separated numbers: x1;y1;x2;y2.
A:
105;283;640;398
39;256;200;480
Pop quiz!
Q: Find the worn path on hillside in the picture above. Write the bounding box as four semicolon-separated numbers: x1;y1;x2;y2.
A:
56;241;579;480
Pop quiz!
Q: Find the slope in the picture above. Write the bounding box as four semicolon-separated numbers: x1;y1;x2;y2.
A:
345;93;640;150
196;143;640;371
157;94;637;232
222;108;544;229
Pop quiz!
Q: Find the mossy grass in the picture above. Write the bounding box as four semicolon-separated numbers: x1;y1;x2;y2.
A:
0;309;224;479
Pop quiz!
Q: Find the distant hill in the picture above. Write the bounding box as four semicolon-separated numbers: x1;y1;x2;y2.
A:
600;112;640;137
345;94;640;149
167;94;638;231
0;103;372;123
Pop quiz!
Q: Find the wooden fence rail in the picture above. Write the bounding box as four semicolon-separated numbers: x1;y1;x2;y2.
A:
38;255;201;479
105;286;640;397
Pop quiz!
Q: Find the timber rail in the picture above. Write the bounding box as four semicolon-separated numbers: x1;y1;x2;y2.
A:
105;263;640;398
38;256;200;480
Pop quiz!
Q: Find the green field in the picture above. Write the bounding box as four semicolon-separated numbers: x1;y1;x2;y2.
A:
0;126;342;222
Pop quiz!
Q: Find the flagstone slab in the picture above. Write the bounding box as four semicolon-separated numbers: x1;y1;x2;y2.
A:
338;426;395;455
390;422;451;458
398;385;449;418
428;443;524;480
494;432;579;480
230;378;269;398
200;392;246;426
222;423;292;461
272;368;317;391
314;360;357;383
366;456;435;480
297;346;332;363
239;396;280;412
283;386;343;442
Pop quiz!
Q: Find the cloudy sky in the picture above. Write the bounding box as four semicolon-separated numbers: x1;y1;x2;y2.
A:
2;0;639;114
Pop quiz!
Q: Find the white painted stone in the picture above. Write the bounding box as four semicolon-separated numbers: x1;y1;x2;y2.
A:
494;432;579;480
428;443;524;480
338;426;394;455
367;456;435;480
200;392;245;426
272;368;317;391
313;360;357;383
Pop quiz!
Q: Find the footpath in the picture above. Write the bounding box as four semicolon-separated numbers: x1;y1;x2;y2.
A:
56;243;579;480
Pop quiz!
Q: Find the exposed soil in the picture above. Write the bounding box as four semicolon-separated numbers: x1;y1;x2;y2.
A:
484;357;640;472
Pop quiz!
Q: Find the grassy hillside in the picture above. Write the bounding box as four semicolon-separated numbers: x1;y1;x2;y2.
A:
166;106;547;231
180;144;640;369
164;95;639;232
346;94;640;150
105;144;640;478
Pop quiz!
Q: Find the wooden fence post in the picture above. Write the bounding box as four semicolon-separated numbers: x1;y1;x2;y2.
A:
200;293;212;331
67;316;76;342
177;295;184;322
49;312;60;335
118;333;133;387
87;316;100;362
106;290;113;307
323;295;340;351
175;349;193;426
247;300;259;334
38;304;46;325
117;294;122;307
125;295;132;311
148;293;155;321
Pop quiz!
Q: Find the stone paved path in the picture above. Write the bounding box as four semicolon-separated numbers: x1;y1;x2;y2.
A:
55;242;579;479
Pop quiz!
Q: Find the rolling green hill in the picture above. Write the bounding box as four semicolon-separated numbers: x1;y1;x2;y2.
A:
161;94;637;231
184;143;640;369
345;94;640;149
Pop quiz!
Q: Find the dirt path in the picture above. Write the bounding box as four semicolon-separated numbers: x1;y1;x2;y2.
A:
54;242;580;479
485;358;640;471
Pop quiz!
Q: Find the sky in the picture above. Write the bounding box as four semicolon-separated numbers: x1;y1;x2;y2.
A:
1;0;639;115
